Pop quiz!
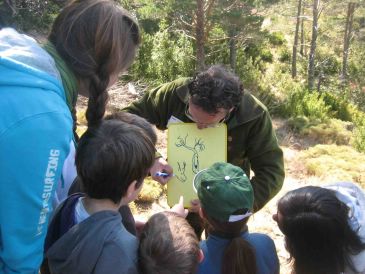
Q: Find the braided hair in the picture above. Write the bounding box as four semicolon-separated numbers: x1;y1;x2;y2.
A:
49;0;140;127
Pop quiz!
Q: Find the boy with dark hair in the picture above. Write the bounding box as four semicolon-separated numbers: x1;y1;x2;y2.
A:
66;111;157;236
194;162;279;274
139;209;203;274
44;119;156;274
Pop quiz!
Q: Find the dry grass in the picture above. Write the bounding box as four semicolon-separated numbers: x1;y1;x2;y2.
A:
299;144;365;188
137;177;165;202
75;107;87;137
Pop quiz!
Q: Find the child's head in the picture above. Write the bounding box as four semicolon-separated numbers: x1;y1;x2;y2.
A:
49;0;141;126
75;119;155;205
139;212;201;274
274;186;365;274
194;162;256;274
105;112;157;145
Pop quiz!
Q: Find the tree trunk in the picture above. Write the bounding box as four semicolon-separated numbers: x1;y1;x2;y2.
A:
308;0;319;90
229;29;237;72
196;0;205;71
300;3;305;56
341;2;356;80
317;70;324;93
292;0;303;78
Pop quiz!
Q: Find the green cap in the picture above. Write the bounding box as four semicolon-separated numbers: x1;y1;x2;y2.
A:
193;162;253;222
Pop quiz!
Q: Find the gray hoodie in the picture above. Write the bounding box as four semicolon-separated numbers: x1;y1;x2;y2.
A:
325;182;365;274
47;210;138;274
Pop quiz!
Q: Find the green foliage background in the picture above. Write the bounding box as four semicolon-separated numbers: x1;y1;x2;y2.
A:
2;0;364;153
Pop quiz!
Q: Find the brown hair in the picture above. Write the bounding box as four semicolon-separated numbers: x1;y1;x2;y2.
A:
139;212;200;274
49;0;140;127
204;210;257;274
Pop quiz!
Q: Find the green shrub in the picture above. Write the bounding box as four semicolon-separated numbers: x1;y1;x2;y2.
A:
236;57;262;92
348;43;365;110
316;51;341;76
283;89;332;121
348;85;365;112
206;26;230;65
268;31;285;46
131;27;194;83
12;1;60;32
130;32;154;79
287;116;311;132
279;48;291;63
260;48;273;63
352;109;365;152
321;92;353;121
251;85;281;113
244;43;273;64
301;119;353;146
151;30;179;82
353;124;365;153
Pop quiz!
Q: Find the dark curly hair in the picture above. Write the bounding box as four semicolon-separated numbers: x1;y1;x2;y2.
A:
188;65;243;114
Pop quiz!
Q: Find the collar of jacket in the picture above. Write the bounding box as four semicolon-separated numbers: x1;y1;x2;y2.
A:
175;77;265;128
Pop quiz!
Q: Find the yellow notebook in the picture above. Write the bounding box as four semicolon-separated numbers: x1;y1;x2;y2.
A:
167;123;227;207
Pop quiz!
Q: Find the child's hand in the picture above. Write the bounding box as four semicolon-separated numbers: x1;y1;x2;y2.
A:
189;199;200;213
170;196;188;218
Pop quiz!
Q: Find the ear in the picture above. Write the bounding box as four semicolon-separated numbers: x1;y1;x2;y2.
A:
198;249;204;263
126;180;138;199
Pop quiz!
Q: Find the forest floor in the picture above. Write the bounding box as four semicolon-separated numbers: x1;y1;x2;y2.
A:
78;83;329;274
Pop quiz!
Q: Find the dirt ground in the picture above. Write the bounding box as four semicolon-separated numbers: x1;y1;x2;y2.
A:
78;84;328;274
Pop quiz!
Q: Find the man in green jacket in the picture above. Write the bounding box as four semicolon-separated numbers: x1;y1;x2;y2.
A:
122;65;284;213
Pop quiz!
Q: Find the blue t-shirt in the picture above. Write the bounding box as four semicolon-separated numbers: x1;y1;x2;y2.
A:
198;231;279;274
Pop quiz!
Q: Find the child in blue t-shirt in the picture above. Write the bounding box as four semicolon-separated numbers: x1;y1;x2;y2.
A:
194;162;279;274
44;119;156;274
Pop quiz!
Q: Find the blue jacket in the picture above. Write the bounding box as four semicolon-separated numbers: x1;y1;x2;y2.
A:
0;28;73;273
198;231;279;274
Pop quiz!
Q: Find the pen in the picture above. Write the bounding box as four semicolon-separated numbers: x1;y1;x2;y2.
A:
155;172;174;178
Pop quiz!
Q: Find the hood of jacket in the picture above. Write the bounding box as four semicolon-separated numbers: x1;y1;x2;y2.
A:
47;210;128;274
0;28;64;100
325;182;365;273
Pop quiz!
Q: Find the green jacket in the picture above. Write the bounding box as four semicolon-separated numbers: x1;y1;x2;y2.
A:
122;78;284;211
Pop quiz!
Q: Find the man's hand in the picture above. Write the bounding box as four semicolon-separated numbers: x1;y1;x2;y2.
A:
170;196;188;218
150;157;173;185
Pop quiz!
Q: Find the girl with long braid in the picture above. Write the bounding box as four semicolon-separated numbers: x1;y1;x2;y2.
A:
0;1;140;272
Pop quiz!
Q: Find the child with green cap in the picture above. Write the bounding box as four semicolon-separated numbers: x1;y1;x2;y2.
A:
194;162;279;274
